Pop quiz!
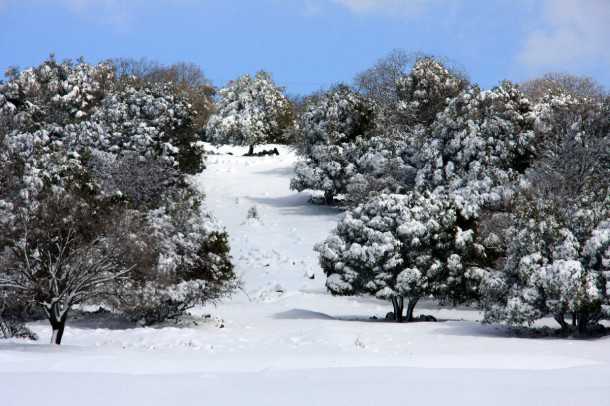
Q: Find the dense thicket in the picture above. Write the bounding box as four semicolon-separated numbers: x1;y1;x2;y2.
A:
0;57;237;344
481;94;610;333
311;52;609;332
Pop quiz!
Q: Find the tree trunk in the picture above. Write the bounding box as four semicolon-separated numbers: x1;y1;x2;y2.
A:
572;313;577;327
247;145;254;156
49;317;67;345
554;314;568;331
405;298;419;322
391;296;404;323
323;191;334;205
47;303;69;345
577;312;589;335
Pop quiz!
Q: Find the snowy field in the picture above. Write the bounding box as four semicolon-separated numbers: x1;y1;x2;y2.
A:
2;145;610;406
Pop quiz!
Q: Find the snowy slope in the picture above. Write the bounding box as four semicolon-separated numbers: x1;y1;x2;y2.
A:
2;144;610;406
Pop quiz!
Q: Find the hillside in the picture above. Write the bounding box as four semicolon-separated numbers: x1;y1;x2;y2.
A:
2;145;609;405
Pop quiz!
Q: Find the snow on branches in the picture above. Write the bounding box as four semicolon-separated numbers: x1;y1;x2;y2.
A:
206;71;293;151
395;56;468;128
480;93;610;333
291;85;378;203
414;81;537;217
316;192;487;322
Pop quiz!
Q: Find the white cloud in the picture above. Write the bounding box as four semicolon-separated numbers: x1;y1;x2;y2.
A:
519;0;610;69
332;0;443;16
0;0;129;25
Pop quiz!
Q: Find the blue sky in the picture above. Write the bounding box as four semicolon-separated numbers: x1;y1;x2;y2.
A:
1;0;609;95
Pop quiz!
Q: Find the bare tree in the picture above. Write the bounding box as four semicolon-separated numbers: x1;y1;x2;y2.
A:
0;221;132;345
520;73;606;102
355;49;416;107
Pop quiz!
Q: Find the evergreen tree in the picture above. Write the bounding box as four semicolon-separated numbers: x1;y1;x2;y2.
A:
206;71;293;153
291;85;377;203
316;192;488;321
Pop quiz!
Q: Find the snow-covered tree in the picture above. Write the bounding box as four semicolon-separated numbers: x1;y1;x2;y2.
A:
291;85;378;203
481;202;610;333
340;57;467;206
91;79;206;174
394;56;468;128
315;192;488;321
413;81;537;217
0;56;115;132
355;49;415;108
481;95;610;334
0;194;131;345
111;58;216;130
206;71;293;153
344;67;527;213
342;133;417;205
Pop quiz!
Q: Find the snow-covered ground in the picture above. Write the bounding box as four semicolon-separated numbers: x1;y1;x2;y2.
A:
2;145;610;406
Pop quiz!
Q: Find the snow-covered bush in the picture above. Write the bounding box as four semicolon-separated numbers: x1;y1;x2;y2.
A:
206;71;293;152
316;192;488;321
481;95;610;334
291;85;378;203
91;79;205;174
0;291;38;341
481;204;610;333
116;189;237;326
0;319;38;341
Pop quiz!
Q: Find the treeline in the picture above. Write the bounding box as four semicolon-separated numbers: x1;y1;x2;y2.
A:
0;50;609;342
289;52;609;335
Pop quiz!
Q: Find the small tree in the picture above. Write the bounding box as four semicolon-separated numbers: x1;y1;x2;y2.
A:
206;71;294;154
0;199;132;345
316;192;487;321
